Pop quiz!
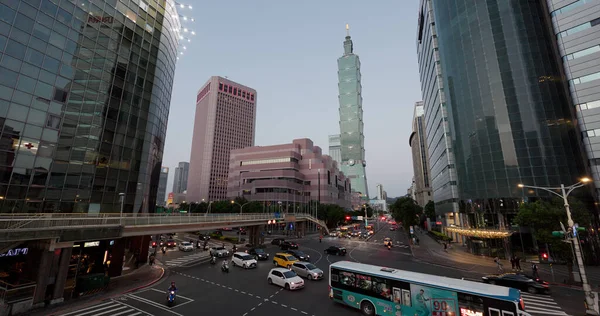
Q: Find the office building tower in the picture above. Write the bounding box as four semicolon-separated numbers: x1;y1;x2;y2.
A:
157;167;168;206
416;0;460;223
376;184;384;200
227;138;351;209
0;0;183;310
337;24;369;201
328;134;341;166
409;102;432;207
187;76;257;202
0;0;181;214
547;1;600;197
172;161;189;194
418;0;589;247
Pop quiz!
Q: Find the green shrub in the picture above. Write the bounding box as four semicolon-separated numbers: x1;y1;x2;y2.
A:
429;230;452;242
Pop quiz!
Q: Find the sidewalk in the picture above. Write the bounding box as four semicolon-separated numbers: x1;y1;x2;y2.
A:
413;232;600;289
28;261;166;316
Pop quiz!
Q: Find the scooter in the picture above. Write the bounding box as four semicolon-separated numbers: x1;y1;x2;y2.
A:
221;261;229;273
387;245;391;250
167;290;176;306
210;256;216;265
162;247;166;254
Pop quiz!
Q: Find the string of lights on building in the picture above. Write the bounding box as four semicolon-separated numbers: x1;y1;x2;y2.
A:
173;1;196;60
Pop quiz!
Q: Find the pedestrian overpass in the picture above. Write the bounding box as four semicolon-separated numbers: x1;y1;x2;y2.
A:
0;212;329;245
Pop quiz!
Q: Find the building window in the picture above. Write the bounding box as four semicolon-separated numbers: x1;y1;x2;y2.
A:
233;88;237;95
46;115;61;129
53;88;68;103
578;100;600;111
219;83;223;90
228;86;232;93
250;94;254;101
242;91;246;98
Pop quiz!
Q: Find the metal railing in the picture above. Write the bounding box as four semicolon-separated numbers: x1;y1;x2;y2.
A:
0;281;36;304
0;212;328;232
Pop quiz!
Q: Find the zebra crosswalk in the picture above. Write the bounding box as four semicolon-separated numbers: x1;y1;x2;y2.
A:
164;251;211;267
58;300;150;316
521;292;570;316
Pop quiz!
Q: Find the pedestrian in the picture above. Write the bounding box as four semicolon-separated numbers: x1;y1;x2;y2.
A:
416;237;420;245
532;263;539;278
494;256;503;273
443;242;448;252
510;256;515;270
515;256;521;271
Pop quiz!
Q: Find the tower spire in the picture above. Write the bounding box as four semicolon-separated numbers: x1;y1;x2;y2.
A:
343;24;353;55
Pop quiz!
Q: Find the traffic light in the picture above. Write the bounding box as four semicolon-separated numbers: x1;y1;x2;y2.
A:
552;231;565;238
151;241;157;248
345;216;351;221
542;253;548;260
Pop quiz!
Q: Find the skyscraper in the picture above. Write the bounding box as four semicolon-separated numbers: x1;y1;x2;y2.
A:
187;76;257;202
157;167;169;206
546;1;600;199
337;24;369;201
409;101;432;207
376;184;385;201
328;134;341;166
173;161;189;194
418;0;589;246
0;0;181;214
416;0;460;223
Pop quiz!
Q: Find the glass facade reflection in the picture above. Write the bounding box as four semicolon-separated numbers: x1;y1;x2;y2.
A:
0;0;180;214
337;28;369;200
432;0;588;225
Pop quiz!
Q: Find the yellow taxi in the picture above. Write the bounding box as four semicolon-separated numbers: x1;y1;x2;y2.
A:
273;252;299;268
383;237;392;247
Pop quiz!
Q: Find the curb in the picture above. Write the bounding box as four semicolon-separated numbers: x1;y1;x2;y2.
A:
46;266;165;316
121;266;165;294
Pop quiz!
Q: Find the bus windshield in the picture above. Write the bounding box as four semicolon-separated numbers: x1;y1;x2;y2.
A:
329;261;528;316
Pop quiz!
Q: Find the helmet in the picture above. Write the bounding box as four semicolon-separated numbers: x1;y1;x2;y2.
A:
171;281;175;286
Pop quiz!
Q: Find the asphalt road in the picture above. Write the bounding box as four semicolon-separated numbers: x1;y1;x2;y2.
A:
61;223;580;316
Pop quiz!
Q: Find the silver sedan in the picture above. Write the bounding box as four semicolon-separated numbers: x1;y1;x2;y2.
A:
291;262;323;280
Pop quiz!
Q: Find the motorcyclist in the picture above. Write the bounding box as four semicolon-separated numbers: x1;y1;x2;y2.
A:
167;282;177;293
210;256;216;264
221;260;229;270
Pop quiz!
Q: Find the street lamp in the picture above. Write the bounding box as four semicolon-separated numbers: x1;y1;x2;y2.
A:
363;204;368;229
231;200;251;244
518;177;597;315
118;193;125;225
204;199;214;217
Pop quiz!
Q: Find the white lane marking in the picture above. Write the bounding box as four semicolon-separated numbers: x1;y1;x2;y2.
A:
70;304;116;316
291;307;298;311
281;304;288;307
301;312;308;315
108;301;151;316
58;302;114;315
348;247;360;263
84;306;127;316
126;294;184;316
148;288;194;301
302;246;323;265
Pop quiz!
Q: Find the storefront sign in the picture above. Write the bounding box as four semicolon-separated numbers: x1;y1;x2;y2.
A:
460;308;483;316
0;248;28;257
84;241;100;247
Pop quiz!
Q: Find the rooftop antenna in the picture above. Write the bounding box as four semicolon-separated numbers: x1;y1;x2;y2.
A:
346;23;350;36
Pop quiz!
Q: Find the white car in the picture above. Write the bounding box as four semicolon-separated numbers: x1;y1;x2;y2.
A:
178;242;194;252
232;252;257;269
267;268;304;290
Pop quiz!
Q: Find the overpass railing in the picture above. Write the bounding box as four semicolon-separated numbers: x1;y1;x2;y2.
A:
0;212;326;231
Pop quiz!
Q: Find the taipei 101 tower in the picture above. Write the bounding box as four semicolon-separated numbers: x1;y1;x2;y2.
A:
337;24;369;200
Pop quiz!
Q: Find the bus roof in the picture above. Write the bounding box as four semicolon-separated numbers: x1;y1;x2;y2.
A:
331;261;519;300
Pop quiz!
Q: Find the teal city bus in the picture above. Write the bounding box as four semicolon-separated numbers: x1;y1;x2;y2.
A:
329;261;531;316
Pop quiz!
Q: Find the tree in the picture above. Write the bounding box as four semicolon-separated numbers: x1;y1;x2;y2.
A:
515;197;593;280
390;197;422;230
424;201;435;220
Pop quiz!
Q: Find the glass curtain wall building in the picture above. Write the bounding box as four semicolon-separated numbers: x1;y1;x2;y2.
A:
0;0;181;214
337;25;369;201
416;0;462;233
428;0;589;255
546;0;600;199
